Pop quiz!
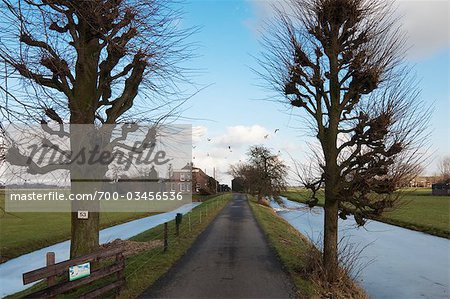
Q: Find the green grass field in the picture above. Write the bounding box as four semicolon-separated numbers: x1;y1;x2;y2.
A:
281;188;450;239
0;189;226;262
0;190;157;262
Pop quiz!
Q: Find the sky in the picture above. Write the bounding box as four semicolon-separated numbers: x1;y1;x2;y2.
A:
0;0;448;187
171;0;450;185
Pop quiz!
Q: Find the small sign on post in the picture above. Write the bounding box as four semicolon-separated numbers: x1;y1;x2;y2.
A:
69;262;91;281
77;211;89;219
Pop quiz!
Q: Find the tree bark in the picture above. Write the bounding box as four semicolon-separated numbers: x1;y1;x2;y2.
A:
322;28;341;282
322;136;339;281
70;211;100;258
68;126;102;258
323;185;339;281
68;24;101;257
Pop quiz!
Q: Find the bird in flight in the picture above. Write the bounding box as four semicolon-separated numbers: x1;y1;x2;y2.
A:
207;138;211;142
192;145;196;149
274;129;279;133
264;134;269;139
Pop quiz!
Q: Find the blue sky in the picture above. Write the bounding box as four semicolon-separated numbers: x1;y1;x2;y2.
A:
175;0;450;184
2;1;446;186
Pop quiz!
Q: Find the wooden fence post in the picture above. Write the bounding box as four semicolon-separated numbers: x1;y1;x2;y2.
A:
164;222;168;252
175;213;182;236
46;252;56;287
116;251;125;296
188;213;191;232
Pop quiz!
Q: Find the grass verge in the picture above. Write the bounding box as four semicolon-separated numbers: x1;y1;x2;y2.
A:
7;193;232;299
282;189;450;239
249;196;366;298
0;189;228;262
0;189;158;262
248;198;316;298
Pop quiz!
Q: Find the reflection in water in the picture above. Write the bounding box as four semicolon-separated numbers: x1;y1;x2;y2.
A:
271;197;449;299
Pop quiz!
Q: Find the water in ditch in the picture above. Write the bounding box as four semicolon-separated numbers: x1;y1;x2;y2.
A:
270;197;449;299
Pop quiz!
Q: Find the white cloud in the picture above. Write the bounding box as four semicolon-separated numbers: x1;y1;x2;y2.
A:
247;0;450;60
396;0;450;60
192;125;208;143
190;123;314;185
214;125;271;147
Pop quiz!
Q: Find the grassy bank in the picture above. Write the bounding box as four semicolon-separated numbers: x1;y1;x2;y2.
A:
249;197;366;298
282;188;450;239
248;199;316;298
0;196;157;263
7;193;232;299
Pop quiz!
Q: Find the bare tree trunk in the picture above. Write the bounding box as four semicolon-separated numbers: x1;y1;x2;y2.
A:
68;124;101;258
70;211;100;258
323;135;339;280
68;34;100;257
323;186;339;281
323;32;340;281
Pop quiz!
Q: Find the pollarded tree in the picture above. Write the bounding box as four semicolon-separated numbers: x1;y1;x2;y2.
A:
0;0;193;257
258;0;429;281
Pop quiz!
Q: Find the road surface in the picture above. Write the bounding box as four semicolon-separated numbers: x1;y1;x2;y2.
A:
139;193;295;298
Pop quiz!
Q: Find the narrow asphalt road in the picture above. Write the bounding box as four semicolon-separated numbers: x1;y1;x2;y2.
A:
139;193;295;298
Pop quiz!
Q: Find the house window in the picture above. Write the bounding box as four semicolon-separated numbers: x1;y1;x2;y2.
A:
171;183;175;191
180;173;185;181
186;183;191;192
180;183;185;192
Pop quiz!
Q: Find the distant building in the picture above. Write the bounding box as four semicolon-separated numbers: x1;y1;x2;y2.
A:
192;167;207;193
218;184;231;192
170;163;219;195
432;181;450;196
169;163;192;193
192;167;218;195
409;176;442;188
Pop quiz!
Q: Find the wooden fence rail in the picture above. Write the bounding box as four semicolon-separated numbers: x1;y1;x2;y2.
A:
22;246;125;298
